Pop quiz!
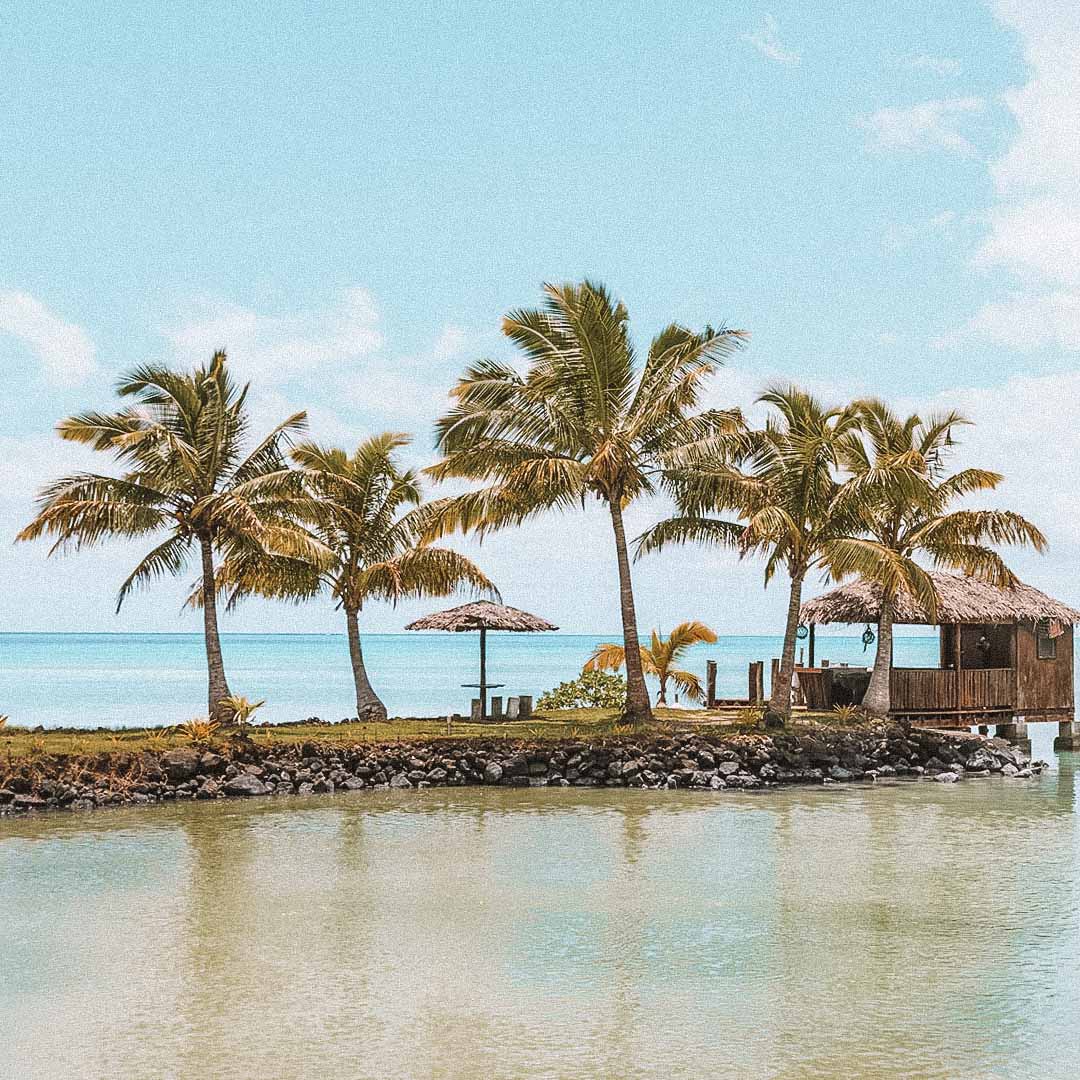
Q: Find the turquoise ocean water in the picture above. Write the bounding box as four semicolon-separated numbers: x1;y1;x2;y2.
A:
0;632;943;729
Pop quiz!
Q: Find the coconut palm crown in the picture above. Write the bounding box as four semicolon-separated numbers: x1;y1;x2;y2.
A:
17;353;317;720
584;621;718;705
425;279;747;725
208;432;497;721
836;400;1046;717
639;386;930;726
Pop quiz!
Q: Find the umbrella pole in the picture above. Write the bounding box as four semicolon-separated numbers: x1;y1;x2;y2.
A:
479;626;487;722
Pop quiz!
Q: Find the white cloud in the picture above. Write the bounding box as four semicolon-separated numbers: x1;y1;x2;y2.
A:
336;321;490;436
903;54;962;77
858;97;984;154
165;290;488;436
743;15;801;66
165;286;383;383
912;370;1080;586
0;434;100;504
949;5;1080;350
988;2;1080;200
0;290;98;386
952;289;1080;351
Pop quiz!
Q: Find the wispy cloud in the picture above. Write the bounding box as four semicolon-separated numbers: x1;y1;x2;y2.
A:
165;286;384;384
0;290;98;387
858;96;984;154
903;53;962;76
951;4;1080;351
743;14;801;66
882;209;959;252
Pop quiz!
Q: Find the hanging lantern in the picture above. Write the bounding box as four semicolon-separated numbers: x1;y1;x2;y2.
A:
862;624;876;652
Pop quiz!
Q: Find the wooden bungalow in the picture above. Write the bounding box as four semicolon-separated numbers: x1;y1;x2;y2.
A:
798;572;1080;749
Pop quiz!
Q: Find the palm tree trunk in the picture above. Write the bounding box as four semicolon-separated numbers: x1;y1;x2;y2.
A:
199;535;232;721
608;498;654;724
345;605;387;722
766;571;804;727
862;598;894;718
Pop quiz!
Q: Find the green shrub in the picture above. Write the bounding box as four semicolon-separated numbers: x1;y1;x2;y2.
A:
537;670;628;710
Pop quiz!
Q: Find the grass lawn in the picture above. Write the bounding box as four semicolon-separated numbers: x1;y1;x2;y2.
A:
0;706;843;763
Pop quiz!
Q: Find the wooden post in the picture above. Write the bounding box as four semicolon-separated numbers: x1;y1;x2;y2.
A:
706;660;717;708
490;696;503;720
808;624;816;668
518;695;532;720
770;658;780;698
479;626;488;721
470;698;483;723
952;623;962;710
749;661;764;704
507;696;520;719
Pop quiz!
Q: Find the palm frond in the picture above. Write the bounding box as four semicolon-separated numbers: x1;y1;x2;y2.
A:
635;516;745;559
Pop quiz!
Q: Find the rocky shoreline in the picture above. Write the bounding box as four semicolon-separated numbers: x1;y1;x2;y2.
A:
0;722;1045;817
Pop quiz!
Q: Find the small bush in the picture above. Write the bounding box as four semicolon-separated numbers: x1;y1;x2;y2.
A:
220;695;266;726
179;717;220;743
537;670;628;710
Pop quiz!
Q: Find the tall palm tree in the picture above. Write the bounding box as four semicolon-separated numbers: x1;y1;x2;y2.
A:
425;280;747;724
17;353;318;720
208;433;497;722
584;620;718;705
639;386;905;727
835;401;1046;717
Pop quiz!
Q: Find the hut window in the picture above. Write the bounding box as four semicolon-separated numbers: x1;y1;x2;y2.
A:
1037;630;1057;660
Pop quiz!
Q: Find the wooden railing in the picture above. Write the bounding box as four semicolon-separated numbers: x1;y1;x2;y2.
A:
890;667;1014;713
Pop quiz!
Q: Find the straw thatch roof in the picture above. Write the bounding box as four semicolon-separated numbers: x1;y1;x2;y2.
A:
405;600;559;633
800;572;1080;626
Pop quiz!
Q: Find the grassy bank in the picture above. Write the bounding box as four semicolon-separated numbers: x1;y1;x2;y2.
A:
0;707;842;763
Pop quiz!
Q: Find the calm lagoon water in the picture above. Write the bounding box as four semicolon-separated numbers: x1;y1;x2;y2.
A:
0;632;942;728
3;730;1080;1080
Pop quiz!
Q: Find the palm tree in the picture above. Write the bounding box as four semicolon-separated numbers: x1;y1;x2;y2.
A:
17;353;318;720
639;386;894;727
835;401;1046;717
426;280;746;725
209;433;497;722
584;620;718;705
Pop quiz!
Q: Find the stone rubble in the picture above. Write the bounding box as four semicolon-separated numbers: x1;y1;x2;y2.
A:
0;723;1047;817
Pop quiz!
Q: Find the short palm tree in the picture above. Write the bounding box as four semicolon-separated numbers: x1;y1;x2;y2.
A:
584;621;718;705
639;386;911;727
426;280;746;725
836;401;1046;717
209;433;497;722
18;353;316;720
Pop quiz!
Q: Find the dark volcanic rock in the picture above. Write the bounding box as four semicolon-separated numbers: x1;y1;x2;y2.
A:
161;749;201;783
222;775;269;797
0;717;1046;818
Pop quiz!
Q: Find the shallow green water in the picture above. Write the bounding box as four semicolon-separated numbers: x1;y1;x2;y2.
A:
4;727;1080;1079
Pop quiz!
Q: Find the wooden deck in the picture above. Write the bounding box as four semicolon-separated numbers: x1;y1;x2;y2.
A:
891;667;1014;712
890;666;1015;722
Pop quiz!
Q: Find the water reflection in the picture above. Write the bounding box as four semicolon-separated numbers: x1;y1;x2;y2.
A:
4;770;1080;1079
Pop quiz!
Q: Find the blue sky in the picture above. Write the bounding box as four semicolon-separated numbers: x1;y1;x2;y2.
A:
2;0;1078;636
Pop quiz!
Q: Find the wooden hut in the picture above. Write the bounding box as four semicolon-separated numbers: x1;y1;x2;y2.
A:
799;573;1080;749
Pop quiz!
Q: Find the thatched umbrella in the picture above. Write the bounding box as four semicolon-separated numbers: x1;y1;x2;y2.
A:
405;600;558;720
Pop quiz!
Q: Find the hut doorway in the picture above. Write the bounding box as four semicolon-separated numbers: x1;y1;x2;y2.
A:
940;624;1013;670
